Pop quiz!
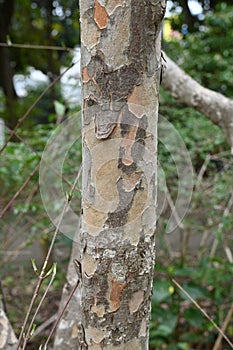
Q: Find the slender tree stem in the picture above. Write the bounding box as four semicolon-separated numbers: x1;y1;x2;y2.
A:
43;279;80;349
21;265;57;350
16;166;82;349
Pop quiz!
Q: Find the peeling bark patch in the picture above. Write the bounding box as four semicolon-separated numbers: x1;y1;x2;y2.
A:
91;304;105;317
93;58;142;101
106;0;125;15
96;159;121;202
108;277;126;312
82;66;91;83
89;344;101;350
129;290;144;314
86;326;105;345
83;201;108;233
0;317;8;348
104;339;141;349
121;172;142;192
83;252;97;276
94;108;119;139
139;318;147;337
71;324;79;339
120;125;138;166
105;176;137;228
94;0;109;29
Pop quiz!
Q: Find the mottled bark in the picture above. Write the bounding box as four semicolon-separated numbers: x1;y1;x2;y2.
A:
162;53;233;154
77;1;166;349
54;237;82;349
0;300;18;350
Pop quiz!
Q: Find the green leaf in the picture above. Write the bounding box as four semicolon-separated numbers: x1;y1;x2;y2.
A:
54;100;66;116
177;343;190;350
179;282;210;300
153;313;178;337
184;307;205;328
153;280;174;303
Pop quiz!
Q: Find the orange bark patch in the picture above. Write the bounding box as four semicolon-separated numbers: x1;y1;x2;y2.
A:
94;0;109;29
128;86;145;118
82;67;91;83
109;278;126;312
121;124;138;166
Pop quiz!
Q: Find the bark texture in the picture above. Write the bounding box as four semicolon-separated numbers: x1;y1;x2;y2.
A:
0;300;18;350
53;238;82;349
162;53;233;154
77;1;166;349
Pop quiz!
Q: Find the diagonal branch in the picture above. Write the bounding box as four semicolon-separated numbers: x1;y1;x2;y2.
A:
162;52;233;154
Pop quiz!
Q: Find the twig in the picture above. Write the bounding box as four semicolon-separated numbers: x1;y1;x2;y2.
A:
43;279;80;349
0;163;40;219
21;264;57;350
0;42;75;51
172;278;233;349
0;61;77;155
212;303;233;350
31;313;57;339
4;124;82;196
210;191;233;259
196;154;211;190
16;165;82;349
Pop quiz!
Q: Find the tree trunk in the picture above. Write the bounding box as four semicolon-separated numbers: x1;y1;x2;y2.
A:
0;300;18;350
77;1;166;349
54;234;82;349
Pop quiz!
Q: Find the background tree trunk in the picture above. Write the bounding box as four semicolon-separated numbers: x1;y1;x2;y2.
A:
0;300;18;350
75;1;166;349
54;236;82;349
0;0;18;129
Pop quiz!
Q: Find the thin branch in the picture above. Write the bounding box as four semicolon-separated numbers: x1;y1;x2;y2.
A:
172;278;233;349
16;165;82;349
0;42;75;52
0;61;77;155
162;52;233;152
210;191;233;259
21;264;57;350
0;163;40;219
31;313;57;339
43;279;80;349
212;303;233;350
196;154;211;190
4;124;82;195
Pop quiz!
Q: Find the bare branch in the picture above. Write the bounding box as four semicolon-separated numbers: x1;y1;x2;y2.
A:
162;53;233;154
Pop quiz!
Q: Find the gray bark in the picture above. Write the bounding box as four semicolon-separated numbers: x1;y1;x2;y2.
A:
0;300;18;350
162;53;233;154
53;239;82;349
77;1;165;349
